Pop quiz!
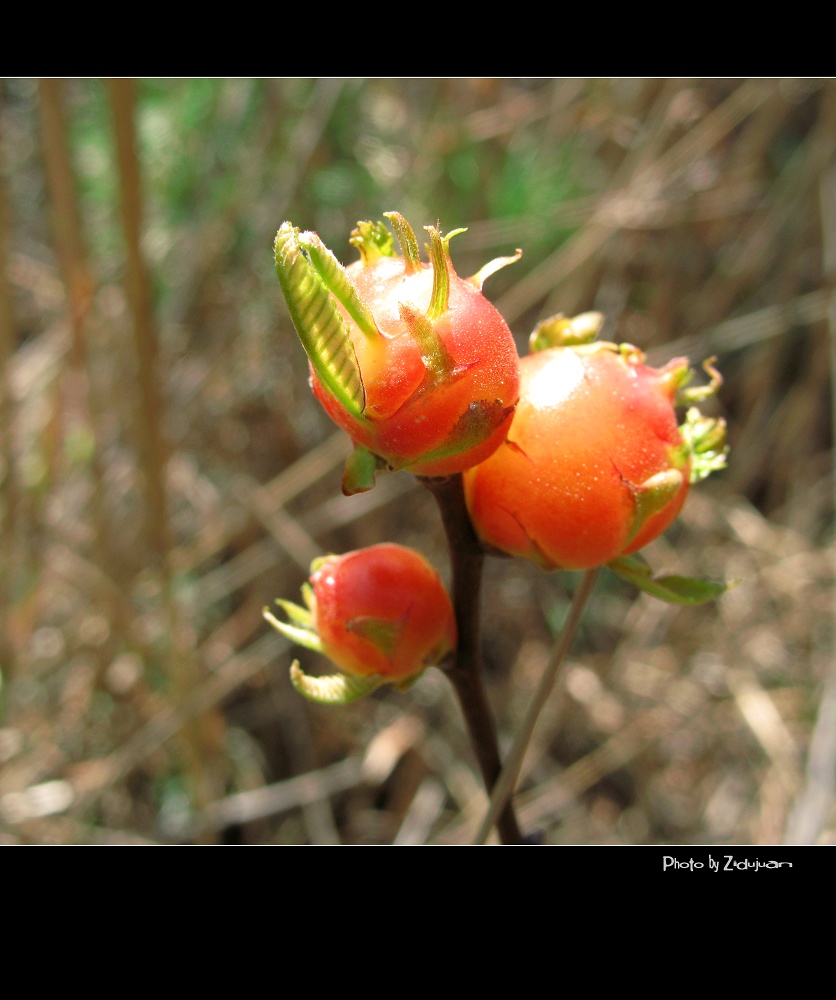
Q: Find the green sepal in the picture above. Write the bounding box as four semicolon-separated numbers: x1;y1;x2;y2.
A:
409;398;514;471
425;225;466;320
350;219;395;264
274;222;366;420
384;212;422;272
307;557;333;576
289;660;384;705
529;312;605;352
608;554;735;605
263;605;324;652
398;302;456;381
274;598;314;630
342;444;386;496
346;615;404;659
680;407;729;483
676;357;724;406
625;469;684;545
300;580;316;612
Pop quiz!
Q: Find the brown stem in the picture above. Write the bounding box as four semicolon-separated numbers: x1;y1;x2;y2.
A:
422;473;524;845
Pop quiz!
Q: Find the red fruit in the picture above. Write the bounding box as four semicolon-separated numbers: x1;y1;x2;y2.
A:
275;216;521;488
312;255;520;478
463;343;693;571
308;544;456;680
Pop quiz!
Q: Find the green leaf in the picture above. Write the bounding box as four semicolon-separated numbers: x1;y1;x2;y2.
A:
608;554;735;605
297;231;379;339
274;223;366;420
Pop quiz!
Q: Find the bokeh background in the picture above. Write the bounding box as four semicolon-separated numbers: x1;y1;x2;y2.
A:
0;78;832;845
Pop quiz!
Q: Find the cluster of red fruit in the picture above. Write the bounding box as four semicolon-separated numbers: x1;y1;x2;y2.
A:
266;214;727;703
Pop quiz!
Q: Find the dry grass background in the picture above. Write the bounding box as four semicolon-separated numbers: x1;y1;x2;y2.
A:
0;78;832;845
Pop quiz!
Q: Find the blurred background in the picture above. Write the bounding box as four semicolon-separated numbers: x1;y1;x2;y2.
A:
0;77;832;845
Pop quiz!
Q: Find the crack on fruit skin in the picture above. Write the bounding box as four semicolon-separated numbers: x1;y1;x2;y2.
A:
507;507;556;570
505;438;534;464
610;459;637;491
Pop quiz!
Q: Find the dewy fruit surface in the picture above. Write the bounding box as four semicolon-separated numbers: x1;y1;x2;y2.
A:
310;544;456;680
463;344;692;571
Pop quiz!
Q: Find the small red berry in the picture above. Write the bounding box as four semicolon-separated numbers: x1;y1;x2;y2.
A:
265;544;457;703
310;544;456;680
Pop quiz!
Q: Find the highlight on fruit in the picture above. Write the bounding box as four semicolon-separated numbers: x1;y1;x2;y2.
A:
463;312;728;575
274;213;521;493
263;544;457;704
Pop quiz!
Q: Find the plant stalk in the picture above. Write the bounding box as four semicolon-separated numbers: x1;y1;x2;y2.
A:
422;473;524;845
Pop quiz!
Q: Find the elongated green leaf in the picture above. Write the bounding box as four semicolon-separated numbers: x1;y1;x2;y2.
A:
608;554;735;605
298;231;379;339
274;223;365;419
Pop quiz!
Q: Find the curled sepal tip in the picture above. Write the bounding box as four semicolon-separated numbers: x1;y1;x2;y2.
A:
289;660;384;705
350;219;395;265
297;231;379;340
469;249;521;290
274;223;366;420
678;356;724;406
